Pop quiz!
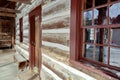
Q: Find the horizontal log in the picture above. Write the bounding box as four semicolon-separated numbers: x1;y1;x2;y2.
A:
42;45;69;59
42;54;96;80
41;65;62;80
43;0;66;16
0;7;20;13
42;17;69;29
0;12;16;17
7;0;31;4
42;41;69;52
42;29;70;34
42;33;69;46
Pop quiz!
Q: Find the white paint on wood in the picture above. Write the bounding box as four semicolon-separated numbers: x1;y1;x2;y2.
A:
42;54;97;80
42;10;70;22
17;0;42;19
42;41;69;52
42;65;62;80
42;29;70;34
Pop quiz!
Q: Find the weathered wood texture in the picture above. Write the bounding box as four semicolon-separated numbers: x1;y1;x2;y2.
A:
42;33;69;46
15;0;96;80
0;49;18;80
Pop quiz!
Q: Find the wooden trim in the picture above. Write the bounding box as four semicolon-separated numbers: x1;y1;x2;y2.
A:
70;0;83;61
19;18;23;42
70;0;120;79
70;60;117;80
29;5;42;73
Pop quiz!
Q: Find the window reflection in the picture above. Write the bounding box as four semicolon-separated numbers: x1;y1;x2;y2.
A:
84;44;94;60
96;28;108;44
83;10;92;26
111;28;120;46
85;28;94;43
83;0;92;10
95;0;108;7
111;0;118;2
95;46;108;63
110;47;120;67
110;2;120;24
94;7;108;25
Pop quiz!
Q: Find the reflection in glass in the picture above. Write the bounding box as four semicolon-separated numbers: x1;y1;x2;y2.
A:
111;28;120;46
83;10;92;26
110;47;120;67
94;7;108;25
85;28;94;43
84;44;94;60
110;2;120;24
83;0;92;10
111;0;118;2
95;0;108;7
95;46;108;63
96;28;108;44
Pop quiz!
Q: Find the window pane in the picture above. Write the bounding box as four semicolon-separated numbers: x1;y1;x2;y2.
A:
110;47;120;67
83;10;92;26
85;28;94;43
94;7;108;25
95;0;108;7
111;28;120;46
96;28;108;44
110;2;120;24
111;0;118;2
95;46;108;64
83;0;92;10
84;44;94;60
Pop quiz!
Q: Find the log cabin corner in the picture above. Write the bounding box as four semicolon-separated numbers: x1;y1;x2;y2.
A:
0;0;120;80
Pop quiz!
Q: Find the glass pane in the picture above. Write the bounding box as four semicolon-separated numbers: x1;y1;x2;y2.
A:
110;47;120;67
83;10;92;26
111;0;118;2
95;0;108;7
95;46;108;64
94;7;108;25
110;2;120;24
111;28;120;46
83;0;92;10
96;28;108;44
85;28;94;43
84;44;94;60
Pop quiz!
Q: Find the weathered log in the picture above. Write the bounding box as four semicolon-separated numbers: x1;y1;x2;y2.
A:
42;33;69;46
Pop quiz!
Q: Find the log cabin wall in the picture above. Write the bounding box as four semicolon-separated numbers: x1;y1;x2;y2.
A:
15;0;96;80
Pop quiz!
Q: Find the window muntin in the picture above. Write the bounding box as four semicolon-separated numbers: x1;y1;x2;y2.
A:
82;0;120;68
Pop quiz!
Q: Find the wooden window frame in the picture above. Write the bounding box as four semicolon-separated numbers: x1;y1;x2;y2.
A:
19;18;23;42
70;0;120;79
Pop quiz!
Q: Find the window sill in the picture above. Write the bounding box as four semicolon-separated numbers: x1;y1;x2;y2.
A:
69;60;118;80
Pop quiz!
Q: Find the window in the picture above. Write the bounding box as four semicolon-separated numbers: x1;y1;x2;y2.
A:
70;0;120;79
19;18;23;42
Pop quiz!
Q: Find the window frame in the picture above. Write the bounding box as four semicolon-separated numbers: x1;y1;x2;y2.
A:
70;0;120;79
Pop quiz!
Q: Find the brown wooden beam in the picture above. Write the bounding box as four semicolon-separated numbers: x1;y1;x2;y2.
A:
0;12;16;17
7;0;31;4
0;7;20;13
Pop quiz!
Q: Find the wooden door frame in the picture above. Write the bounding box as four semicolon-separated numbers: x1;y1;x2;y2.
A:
29;5;42;71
